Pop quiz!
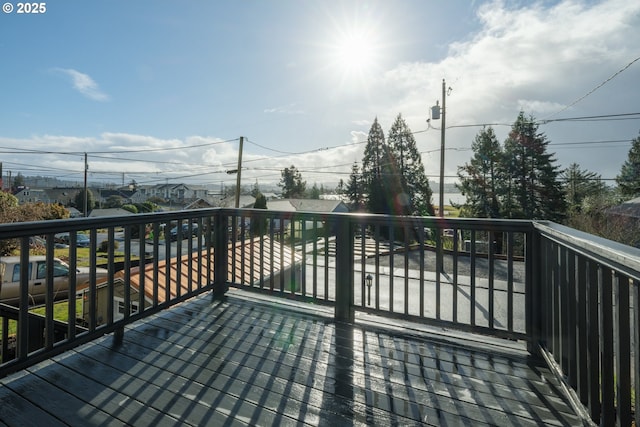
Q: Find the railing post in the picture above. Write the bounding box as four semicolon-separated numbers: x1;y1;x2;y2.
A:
335;216;355;323
527;225;542;355
213;210;229;299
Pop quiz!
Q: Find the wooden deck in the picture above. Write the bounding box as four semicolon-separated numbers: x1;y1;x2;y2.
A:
0;290;581;426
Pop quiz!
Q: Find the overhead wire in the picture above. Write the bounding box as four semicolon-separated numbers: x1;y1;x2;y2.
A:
3;111;639;186
541;55;640;120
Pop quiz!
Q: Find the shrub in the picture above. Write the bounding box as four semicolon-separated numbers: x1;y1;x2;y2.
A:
98;239;119;253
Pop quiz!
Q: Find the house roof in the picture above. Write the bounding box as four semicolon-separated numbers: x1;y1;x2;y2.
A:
217;195;256;208
100;189;136;199
88;208;136;217
268;198;348;213
184;198;214;209
608;197;640;219
120;237;302;303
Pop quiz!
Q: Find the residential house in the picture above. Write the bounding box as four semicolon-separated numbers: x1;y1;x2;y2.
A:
80;237;302;325
13;187;49;204
43;188;82;206
266;198;350;237
98;189;137;206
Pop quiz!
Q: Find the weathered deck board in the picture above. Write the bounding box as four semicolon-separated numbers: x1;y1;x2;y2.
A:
0;291;581;426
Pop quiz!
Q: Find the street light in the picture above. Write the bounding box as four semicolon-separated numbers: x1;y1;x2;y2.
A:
366;274;373;306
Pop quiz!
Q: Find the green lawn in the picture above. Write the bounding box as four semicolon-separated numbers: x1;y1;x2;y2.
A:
0;298;82;337
53;247;136;267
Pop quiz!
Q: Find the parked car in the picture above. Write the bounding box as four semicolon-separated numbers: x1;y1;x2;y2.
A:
54;233;91;248
169;223;199;241
0;256;108;306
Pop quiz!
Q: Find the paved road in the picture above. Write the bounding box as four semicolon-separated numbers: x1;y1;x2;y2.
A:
300;248;527;334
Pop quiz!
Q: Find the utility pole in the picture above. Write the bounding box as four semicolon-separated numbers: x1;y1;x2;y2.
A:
84;152;88;217
439;79;446;218
235;136;244;208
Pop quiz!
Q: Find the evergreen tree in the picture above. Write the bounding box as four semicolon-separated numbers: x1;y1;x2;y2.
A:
346;162;365;211
502;112;566;221
104;195;125;208
309;183;321;199
387;113;435;216
250;180;261;198
279;165;306;198
616;132;640;199
12;172;25;189
251;192;268;236
456;127;503;218
254;192;267;209
74;189;95;215
562;163;606;214
362;118;397;214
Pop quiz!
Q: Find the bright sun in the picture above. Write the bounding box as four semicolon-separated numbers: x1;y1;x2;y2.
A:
327;25;381;84
334;30;376;73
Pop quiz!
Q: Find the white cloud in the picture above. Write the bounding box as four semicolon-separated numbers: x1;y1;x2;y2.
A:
516;100;566;115
263;103;305;115
53;68;110;101
351;119;370;127
373;0;640;182
349;130;367;144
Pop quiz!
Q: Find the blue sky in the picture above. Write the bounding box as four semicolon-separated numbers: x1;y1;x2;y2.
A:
1;0;639;192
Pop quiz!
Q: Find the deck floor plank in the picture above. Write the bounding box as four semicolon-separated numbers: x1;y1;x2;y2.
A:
0;291;582;426
0;379;67;427
0;363;117;426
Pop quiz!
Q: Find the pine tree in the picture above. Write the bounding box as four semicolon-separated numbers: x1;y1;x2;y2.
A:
279;165;306;198
562;163;606;214
616;133;640;199
362;118;390;214
387;114;435;216
74;189;95;215
250;192;268;236
456;127;503;218
309;183;321;199
250;180;261;198
502;112;566;221
346;162;365;211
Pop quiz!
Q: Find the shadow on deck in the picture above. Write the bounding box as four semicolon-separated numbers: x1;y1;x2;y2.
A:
0;290;580;426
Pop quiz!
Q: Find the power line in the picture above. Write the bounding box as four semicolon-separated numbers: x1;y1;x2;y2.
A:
542;55;640;120
89;137;239;154
540;112;640;124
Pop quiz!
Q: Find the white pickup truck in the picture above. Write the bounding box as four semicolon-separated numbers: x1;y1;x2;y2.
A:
0;256;108;306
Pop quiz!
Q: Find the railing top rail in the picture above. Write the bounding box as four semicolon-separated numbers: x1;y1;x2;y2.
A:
0;208;221;238
534;220;640;281
222;208;535;232
0;207;535;238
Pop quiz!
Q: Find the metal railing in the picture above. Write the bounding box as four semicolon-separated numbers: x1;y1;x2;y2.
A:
535;221;640;426
225;209;534;341
0;209;225;377
1;208;639;425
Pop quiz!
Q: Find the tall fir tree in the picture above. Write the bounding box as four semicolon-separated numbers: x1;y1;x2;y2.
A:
362;118;391;214
502;112;566;221
279;165;306;198
387;114;435;216
561;163;606;214
616;132;640;199
456;127;503;218
309;183;321;199
346;162;365;211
